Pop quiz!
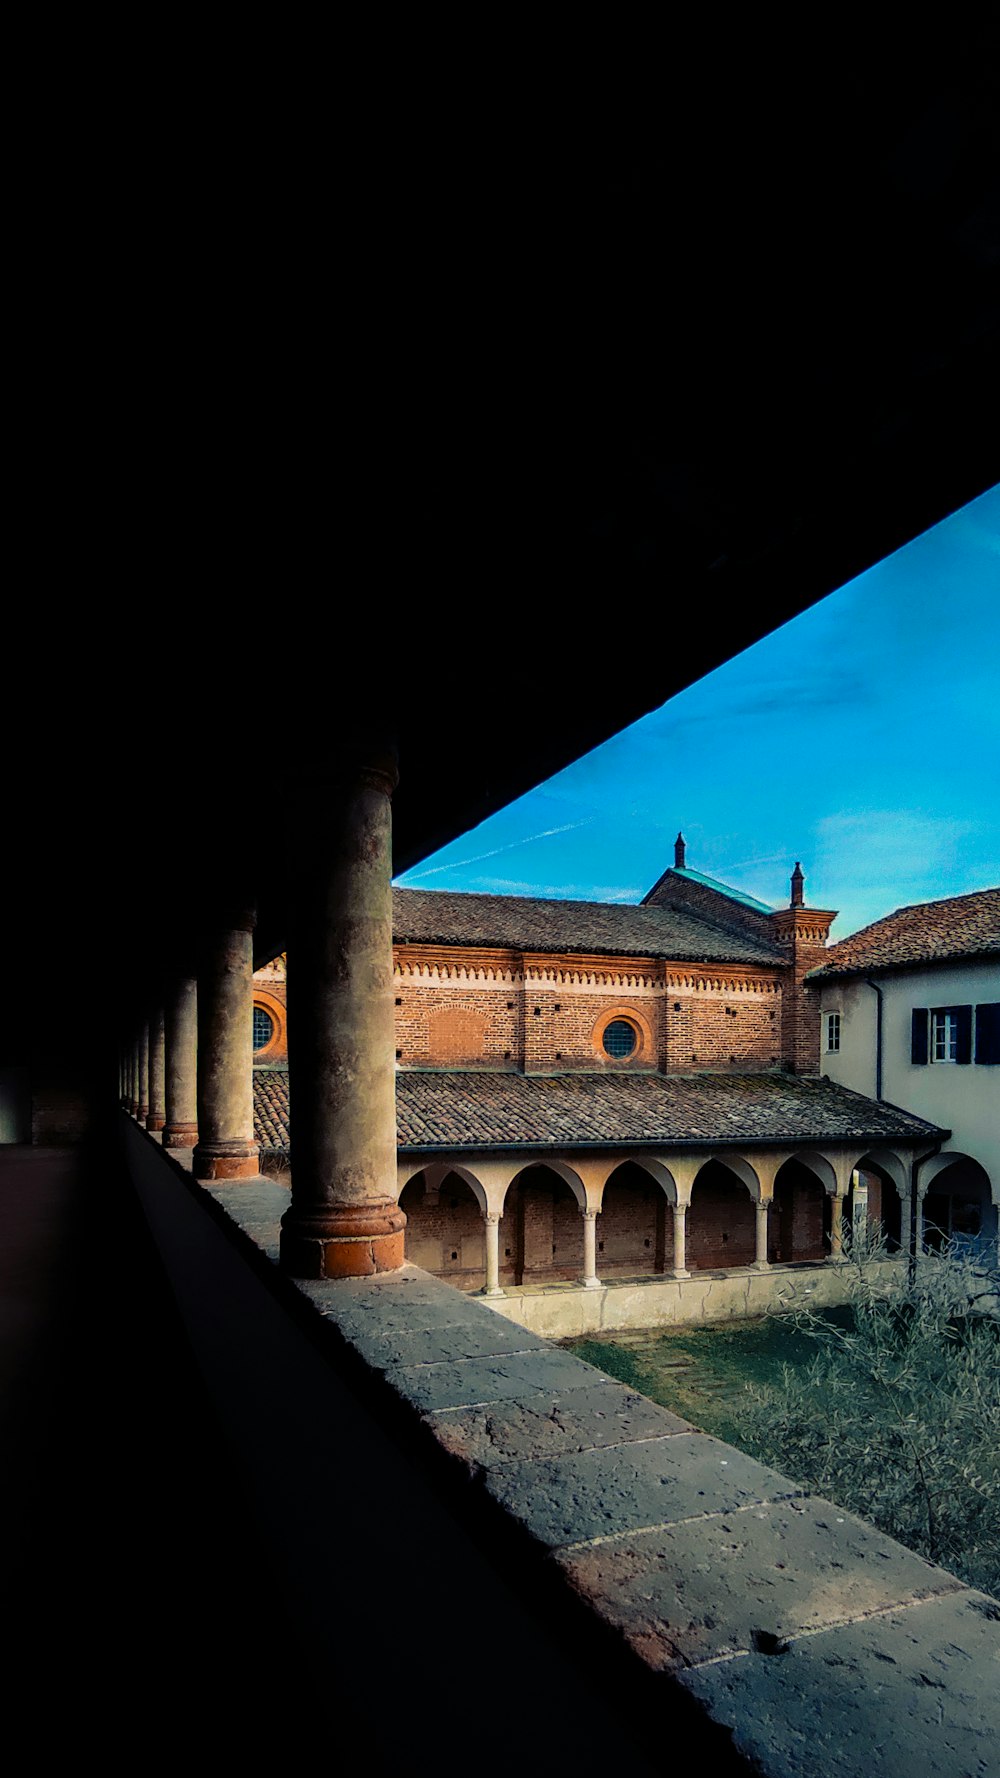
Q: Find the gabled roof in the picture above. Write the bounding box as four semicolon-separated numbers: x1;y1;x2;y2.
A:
253;1066;944;1153
808;887;1000;981
641;864;774;915
392;887;785;966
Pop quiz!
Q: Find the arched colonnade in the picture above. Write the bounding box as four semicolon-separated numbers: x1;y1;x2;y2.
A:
396;1144;922;1297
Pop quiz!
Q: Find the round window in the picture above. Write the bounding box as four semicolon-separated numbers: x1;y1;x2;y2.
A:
253;1006;275;1051
603;1018;637;1059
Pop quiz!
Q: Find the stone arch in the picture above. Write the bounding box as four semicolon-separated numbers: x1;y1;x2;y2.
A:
706;1152;762;1201
771;1156;829;1264
687;1156;759;1270
505;1161;586;1285
606;1154;680;1206
792;1149;840;1197
851;1147;908;1198
918;1153;996;1258
398;1166;486;1287
851;1151;907;1252
598;1160;673;1275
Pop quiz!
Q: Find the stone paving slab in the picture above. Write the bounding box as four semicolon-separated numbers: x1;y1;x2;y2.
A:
677;1589;1000;1778
430;1381;693;1473
484;1433;801;1549
553;1495;966;1670
303;1280;500;1339
338;1316;552;1370
384;1347;606;1413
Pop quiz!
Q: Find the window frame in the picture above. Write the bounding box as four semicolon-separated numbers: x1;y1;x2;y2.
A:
824;1010;841;1053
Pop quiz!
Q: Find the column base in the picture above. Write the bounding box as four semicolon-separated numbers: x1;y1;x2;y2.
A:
280;1203;407;1279
137;1104;149;1122
163;1123;199;1149
193;1141;260;1181
672;1267;691;1280
753;1260;771;1272
145;1115;166;1132
481;1286;506;1299
582;1276;603;1290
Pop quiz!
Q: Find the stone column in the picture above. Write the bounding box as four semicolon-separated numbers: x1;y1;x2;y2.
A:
146;1007;166;1131
163;977;198;1150
582;1208;601;1288
193;913;259;1181
830;1192;845;1261
672;1202;690;1277
280;755;405;1279
754;1199;770;1270
137;1020;150;1123
915;1188;926;1255
483;1212;503;1297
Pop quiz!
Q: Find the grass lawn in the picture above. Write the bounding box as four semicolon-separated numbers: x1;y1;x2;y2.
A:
564;1311;850;1446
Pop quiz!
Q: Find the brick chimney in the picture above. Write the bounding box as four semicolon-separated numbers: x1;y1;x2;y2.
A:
674;832;686;870
770;864;836;1074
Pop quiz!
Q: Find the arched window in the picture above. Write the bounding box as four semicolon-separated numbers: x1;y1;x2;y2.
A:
253;1006;275;1052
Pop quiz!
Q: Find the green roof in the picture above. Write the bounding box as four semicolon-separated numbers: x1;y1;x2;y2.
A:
671;867;774;914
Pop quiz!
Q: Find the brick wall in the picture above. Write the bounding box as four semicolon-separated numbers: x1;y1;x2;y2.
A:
599;1165;673;1273
400;1173;485;1289
771;1162;827;1262
394;946;784;1073
771;909;835;1075
643;870;777;947
686;1163;757;1269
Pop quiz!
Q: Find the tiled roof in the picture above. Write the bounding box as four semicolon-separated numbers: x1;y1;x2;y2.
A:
253;1066;942;1153
253;1067;291;1150
808;887;1000;980
392;887;785;965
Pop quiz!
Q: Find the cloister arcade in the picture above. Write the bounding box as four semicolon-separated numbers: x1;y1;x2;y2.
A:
394;1141;936;1297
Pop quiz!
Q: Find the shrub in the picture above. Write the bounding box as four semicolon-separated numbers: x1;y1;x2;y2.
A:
737;1228;1000;1597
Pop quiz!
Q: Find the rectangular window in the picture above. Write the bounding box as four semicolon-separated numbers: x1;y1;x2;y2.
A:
932;1009;958;1062
825;1011;841;1052
929;1005;972;1065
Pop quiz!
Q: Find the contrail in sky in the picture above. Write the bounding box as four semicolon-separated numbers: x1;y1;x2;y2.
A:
400;819;595;883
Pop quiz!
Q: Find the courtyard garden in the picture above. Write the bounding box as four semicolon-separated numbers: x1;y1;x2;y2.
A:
565;1241;1000;1598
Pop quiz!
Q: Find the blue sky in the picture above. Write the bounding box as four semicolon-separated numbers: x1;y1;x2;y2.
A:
397;485;999;942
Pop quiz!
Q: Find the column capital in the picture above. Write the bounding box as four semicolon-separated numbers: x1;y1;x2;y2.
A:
484;1210;500;1226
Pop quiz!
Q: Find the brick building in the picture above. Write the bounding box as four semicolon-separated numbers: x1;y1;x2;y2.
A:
253;839;948;1316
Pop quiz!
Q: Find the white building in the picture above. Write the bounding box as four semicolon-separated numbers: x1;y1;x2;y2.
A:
809;887;1000;1258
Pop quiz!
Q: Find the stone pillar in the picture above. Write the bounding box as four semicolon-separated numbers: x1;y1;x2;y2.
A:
137;1020;150;1123
754;1199;770;1270
483;1212;503;1297
582;1208;601;1289
672;1202;690;1277
916;1188;926;1255
163;976;198;1149
146;1007;166;1131
193;913;259;1181
830;1192;845;1261
280;756;405;1279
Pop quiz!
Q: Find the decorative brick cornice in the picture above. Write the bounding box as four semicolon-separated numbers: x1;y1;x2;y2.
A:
394;944;522;985
665;969;783;995
395;945;786;997
522;953;662;990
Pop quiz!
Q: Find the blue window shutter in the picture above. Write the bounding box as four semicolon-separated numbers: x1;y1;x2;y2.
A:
975;1003;1000;1064
953;1005;973;1065
911;1008;928;1064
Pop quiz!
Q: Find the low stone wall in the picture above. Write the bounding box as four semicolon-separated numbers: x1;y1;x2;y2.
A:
483;1259;906;1340
128;1118;999;1778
